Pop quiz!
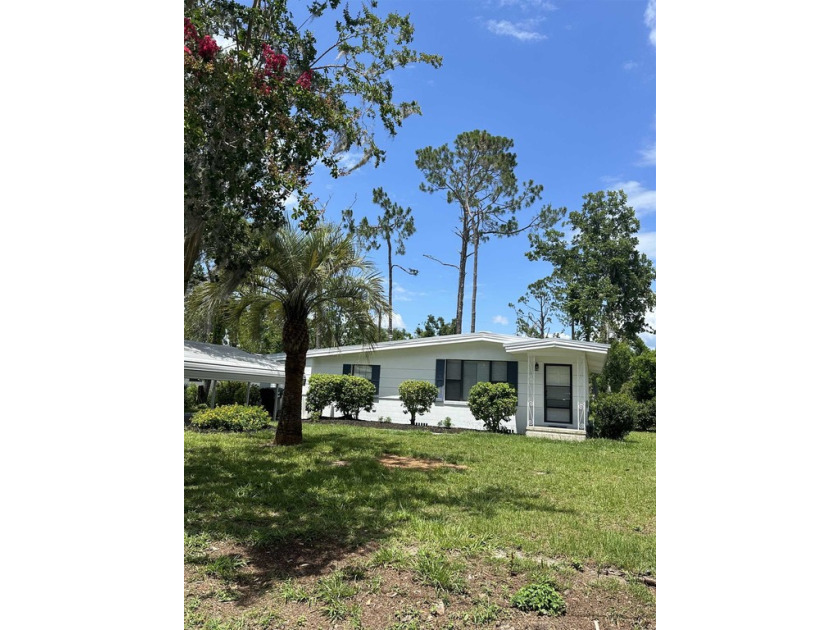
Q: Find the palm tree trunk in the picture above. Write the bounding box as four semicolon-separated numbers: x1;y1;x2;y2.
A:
275;314;310;445
184;213;205;294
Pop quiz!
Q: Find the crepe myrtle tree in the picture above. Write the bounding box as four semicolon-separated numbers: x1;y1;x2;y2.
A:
184;0;442;292
398;380;438;425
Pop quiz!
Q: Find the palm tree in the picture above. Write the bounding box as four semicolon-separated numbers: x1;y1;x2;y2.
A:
194;223;387;445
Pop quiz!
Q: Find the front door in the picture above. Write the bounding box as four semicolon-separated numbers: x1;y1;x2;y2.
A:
544;364;572;425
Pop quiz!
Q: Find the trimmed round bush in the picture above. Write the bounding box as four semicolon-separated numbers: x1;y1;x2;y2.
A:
190;404;271;432
398;380;439;425
305;373;344;416
468;382;517;433
335;375;376;420
590;392;637;440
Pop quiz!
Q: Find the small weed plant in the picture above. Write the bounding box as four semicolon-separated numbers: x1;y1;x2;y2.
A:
413;550;466;593
512;579;567;616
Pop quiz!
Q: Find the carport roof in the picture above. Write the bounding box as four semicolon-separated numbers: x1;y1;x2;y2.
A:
184;340;285;383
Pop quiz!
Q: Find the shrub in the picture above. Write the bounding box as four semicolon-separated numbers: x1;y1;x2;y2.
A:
590;392;637;440
438;417;453;428
398;380;439;425
214;381;262;406
635;397;656;431
335;375;376;420
305;373;344;416
511;581;566;616
184;384;200;411
467;382;517;433
191;404;271;432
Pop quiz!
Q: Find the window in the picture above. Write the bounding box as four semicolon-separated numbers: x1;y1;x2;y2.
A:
342;363;380;397
436;359;518;402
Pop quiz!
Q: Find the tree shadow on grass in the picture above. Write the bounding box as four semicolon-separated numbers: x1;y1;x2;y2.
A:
185;429;577;605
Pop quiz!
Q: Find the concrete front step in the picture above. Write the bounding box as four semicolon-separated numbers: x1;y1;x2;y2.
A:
526;426;587;441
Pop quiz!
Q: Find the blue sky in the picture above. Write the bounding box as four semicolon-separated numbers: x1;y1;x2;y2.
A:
300;0;657;346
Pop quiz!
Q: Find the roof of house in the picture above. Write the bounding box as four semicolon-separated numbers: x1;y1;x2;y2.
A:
267;331;610;362
184;340;285;383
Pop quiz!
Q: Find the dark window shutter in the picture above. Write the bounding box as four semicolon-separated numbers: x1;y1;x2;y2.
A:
435;359;446;387
342;364;351;375
507;361;518;394
435;359;445;401
371;365;380;396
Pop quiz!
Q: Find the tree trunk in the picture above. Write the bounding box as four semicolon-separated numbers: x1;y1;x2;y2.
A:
184;212;205;294
387;239;393;340
455;205;470;334
275;314;310;445
470;209;480;333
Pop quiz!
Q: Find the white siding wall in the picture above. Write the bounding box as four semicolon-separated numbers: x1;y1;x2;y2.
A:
304;341;529;433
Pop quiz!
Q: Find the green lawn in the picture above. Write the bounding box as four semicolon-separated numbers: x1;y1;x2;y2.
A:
185;423;655;575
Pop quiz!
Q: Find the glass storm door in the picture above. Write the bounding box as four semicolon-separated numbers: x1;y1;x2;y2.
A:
544;364;572;424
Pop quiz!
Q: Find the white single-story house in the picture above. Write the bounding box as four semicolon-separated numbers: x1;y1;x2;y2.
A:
269;332;609;441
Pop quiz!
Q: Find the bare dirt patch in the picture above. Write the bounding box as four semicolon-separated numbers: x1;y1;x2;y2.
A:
378;454;468;470
185;540;655;629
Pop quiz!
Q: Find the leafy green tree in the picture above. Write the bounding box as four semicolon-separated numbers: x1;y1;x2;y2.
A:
626;350;656;403
398;380;438;425
414;314;458;338
415;130;548;333
343;188;417;340
595;341;636;394
527;190;656;342
508;278;564;338
184;0;442;292
467;382;518;433
193;223;387;445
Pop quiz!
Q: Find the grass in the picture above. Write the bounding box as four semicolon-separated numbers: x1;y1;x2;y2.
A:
185;423;655;574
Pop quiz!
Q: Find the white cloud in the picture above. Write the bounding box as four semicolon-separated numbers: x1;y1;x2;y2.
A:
492;315;509;325
486;19;547;41
623;61;639;71
283;192;299;210
336;150;366;172
645;0;656;47
637;231;656;261
391;312;406;330
606;180;656;217
638;142;656;166
497;0;557;10
639;308;656;348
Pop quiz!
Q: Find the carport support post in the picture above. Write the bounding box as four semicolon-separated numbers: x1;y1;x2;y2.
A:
273;384;280;426
245;382;251;405
208;380;217;408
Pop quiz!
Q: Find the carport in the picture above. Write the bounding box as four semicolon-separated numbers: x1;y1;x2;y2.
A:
183;340;285;422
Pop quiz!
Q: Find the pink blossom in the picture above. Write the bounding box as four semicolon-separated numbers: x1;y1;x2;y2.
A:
198;35;220;62
296;70;312;90
184;18;199;43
